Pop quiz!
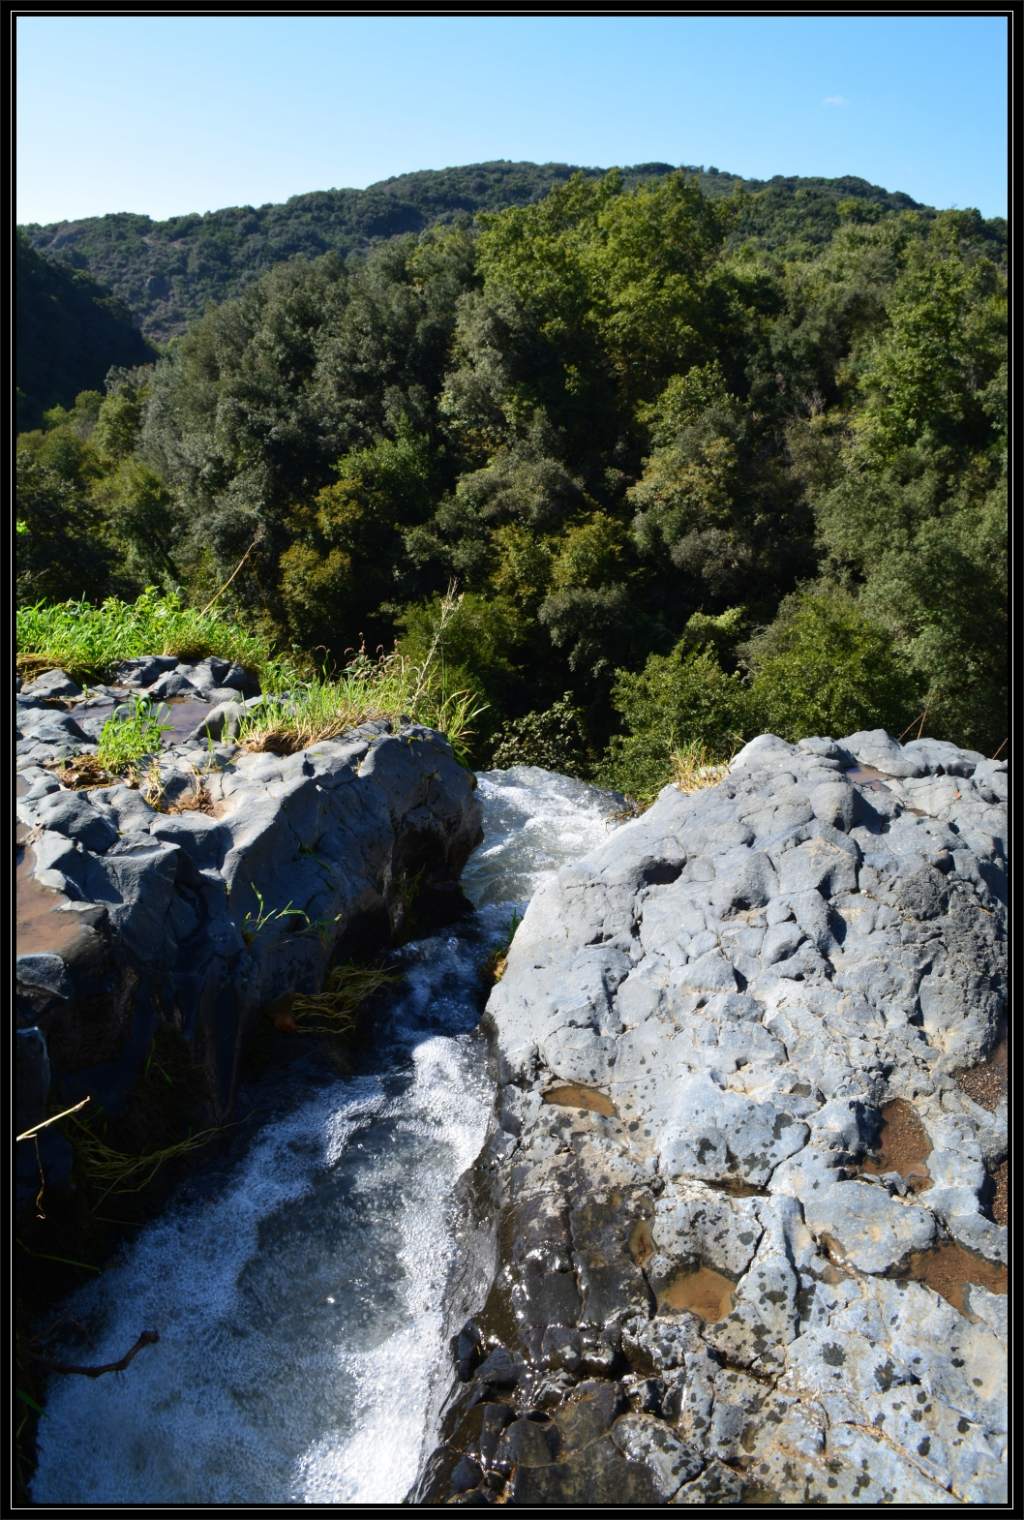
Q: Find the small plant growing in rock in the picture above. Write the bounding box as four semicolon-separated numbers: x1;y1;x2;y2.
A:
69;1114;224;1206
95;696;171;775
484;910;522;984
139;758;167;811
670;741;731;794
240;884;312;944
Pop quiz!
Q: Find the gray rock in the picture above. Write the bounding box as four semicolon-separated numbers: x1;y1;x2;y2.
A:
30;790;119;854
186;699;246;742
418;730;1007;1507
15;661;482;1168
111;656;178;687
145;670;198;700
20;668;83;700
16;954;74;1002
16;707;91;749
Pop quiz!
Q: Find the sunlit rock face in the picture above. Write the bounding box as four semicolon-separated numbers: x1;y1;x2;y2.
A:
416;732;1007;1507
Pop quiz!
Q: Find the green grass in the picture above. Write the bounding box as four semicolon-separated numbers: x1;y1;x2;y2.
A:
16;586;302;691
287;964;400;1037
95;696;171;775
237;589;487;765
20;585;488;764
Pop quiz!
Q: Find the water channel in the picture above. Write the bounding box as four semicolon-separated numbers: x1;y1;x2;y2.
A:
31;767;624;1504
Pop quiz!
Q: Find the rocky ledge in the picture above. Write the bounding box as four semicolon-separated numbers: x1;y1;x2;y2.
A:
414;731;1007;1506
16;659;482;1210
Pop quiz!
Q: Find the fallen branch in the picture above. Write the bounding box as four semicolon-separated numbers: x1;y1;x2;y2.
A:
991;737;1007;760
16;1096;90;1143
31;1329;159;1379
199;531;264;617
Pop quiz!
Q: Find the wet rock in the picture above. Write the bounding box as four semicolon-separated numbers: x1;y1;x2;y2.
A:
145;670;198;700
185;698;246;742
16;953;74;1004
111;656;179;688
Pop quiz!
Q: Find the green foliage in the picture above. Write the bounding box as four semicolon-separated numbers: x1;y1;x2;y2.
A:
490;693;594;776
279;428;434;651
15;234;154;431
20;162;948;345
15;438;118;605
95;697;172;775
810;215;1007;751
18;163;1005;765
598;612;752;802
238;589;488;765
742;585;922;742
395;589;526;751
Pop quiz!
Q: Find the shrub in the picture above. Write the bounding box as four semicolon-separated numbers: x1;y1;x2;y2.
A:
742;584;922;742
597;635;750;803
489;693;594;776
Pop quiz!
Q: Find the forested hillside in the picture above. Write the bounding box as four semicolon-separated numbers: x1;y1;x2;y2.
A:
17;168;1007;789
15;234;154;429
20;159;944;341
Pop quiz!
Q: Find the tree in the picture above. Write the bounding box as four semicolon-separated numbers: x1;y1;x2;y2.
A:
742;585;921;742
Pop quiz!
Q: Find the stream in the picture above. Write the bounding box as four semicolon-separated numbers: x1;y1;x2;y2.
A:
31;766;624;1505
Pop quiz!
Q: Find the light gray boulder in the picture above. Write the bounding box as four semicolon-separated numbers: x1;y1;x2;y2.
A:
418;731;1007;1507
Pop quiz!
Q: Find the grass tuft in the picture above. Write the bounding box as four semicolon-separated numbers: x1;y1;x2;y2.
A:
284;964;400;1037
670;741;732;794
69;1116;223;1205
49;754;112;789
238;586;487;764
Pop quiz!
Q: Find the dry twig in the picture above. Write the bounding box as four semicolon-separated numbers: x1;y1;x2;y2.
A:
31;1330;159;1379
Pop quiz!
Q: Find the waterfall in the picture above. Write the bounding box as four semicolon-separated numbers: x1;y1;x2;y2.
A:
32;767;623;1505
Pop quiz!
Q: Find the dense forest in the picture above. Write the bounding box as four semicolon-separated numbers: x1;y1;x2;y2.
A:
20;159;943;341
16;166;1007;794
15;234;154;430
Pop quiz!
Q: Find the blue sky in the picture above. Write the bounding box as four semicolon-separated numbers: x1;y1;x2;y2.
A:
16;13;1009;225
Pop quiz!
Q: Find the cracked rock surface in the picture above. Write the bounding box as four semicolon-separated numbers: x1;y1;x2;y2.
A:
413;731;1007;1506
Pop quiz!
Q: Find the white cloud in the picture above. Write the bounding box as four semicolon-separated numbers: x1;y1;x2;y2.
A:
822;95;849;108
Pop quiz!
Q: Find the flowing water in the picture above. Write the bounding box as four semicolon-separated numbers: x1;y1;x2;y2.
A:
31;766;623;1505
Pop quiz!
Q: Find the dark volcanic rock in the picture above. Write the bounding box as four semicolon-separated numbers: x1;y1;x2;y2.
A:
15;665;483;1191
414;731;1007;1507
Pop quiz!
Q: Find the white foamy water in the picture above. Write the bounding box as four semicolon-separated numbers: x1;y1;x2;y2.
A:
32;767;622;1505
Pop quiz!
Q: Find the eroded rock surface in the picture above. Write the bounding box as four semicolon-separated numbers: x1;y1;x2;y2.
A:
16;662;481;1188
415;732;1007;1506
